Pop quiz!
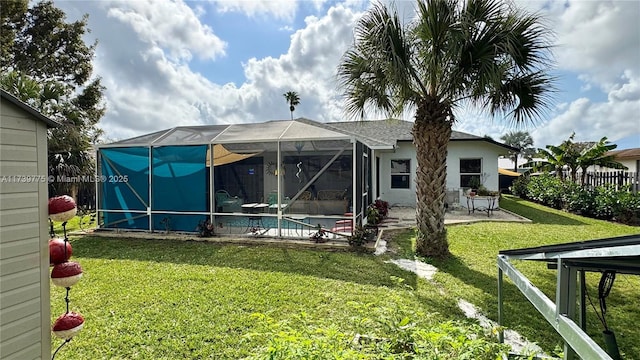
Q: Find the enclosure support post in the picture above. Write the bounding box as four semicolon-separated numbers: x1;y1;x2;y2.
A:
497;255;612;360
276;141;282;236
209;143;214;226
556;259;578;360
497;266;504;343
579;270;586;330
148;146;153;232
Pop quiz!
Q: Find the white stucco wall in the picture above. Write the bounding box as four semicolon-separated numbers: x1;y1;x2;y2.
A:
376;141;417;206
595;159;639;173
376;140;507;207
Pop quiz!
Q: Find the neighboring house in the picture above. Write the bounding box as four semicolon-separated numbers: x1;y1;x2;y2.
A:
0;89;58;359
96;118;515;235
600;148;640;173
327;119;516;206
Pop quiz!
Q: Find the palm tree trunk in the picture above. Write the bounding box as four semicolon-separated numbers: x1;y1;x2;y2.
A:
413;97;451;258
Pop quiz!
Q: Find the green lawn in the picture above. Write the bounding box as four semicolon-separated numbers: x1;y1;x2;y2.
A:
50;196;639;359
391;195;640;358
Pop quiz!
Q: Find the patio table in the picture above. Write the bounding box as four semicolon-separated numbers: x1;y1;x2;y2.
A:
466;195;498;217
242;203;269;233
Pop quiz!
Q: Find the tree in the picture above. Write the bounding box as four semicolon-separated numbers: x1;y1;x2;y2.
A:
577;137;627;185
500;131;535;171
338;0;555;258
524;134;627;184
1;0;105;202
283;91;300;120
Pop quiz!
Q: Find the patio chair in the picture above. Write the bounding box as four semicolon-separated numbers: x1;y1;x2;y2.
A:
215;190;242;213
267;191;289;213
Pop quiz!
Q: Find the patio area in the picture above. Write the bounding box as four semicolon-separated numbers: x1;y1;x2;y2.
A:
382;205;532;228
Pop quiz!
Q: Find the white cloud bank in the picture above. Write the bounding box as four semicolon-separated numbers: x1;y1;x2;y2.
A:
56;0;639;148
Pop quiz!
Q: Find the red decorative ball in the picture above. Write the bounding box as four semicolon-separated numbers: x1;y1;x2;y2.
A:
51;261;83;287
49;238;72;265
48;195;77;222
52;312;84;339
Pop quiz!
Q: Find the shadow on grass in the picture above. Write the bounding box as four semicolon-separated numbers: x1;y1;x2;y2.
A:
432;254;564;352
500;196;586;226
71;235;419;289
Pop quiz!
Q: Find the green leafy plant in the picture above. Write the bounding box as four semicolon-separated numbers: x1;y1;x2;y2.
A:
366;205;381;225
468;177;482;191
196;218;215;237
511;176;530;198
347;225;377;247
373;199;389;218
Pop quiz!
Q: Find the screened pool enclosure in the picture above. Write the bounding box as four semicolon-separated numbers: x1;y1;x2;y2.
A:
97;120;373;239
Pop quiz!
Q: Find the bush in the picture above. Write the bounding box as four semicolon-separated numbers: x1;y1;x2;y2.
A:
511;176;530;198
516;175;640;225
561;182;596;216
612;190;640;225
525;174;564;209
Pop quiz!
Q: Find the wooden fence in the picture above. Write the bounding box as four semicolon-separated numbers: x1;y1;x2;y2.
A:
562;170;639;192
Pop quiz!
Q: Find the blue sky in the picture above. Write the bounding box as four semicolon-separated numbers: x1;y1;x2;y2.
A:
54;0;639;150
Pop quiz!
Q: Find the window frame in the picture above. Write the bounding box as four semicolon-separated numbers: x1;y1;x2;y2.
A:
459;158;482;188
390;159;411;189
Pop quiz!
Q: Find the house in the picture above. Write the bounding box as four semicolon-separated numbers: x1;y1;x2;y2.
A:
325;119;516;206
95;118;515;236
0;89;59;359
603;148;640;173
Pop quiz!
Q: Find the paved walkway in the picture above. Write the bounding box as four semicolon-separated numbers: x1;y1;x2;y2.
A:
381;205;531;229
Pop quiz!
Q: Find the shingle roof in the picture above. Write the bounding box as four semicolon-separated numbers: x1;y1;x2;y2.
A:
606;148;640;160
323;118;517;151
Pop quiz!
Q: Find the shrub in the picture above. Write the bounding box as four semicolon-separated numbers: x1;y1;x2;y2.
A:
561;182;596;216
611;190;640;225
511;176;530;198
348;225;368;247
525;174;564;209
517;175;640;225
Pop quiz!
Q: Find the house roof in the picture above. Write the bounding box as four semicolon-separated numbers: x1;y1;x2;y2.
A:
1;89;59;128
102;118;518;152
326;118;518;152
606;148;640;160
101;119;355;148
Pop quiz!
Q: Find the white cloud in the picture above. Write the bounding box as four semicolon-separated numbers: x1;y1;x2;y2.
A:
240;5;362;121
54;0;638;149
106;0;226;62
553;0;640;90
212;0;298;21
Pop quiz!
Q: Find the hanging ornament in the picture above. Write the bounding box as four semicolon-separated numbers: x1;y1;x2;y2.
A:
49;195;77;222
51;261;83;288
48;194;84;359
49;238;73;265
296;162;303;183
52;312;85;340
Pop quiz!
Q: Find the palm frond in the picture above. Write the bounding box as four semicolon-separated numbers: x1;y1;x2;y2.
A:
337;1;419;119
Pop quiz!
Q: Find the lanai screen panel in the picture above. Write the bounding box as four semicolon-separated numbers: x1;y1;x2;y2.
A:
280;139;353;217
100;147;150;230
151;145;208;232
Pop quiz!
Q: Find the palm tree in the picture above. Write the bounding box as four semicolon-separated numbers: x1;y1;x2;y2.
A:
500;131;535;172
283;91;300;120
338;0;555;258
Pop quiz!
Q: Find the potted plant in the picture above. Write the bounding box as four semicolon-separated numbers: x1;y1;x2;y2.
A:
468;177;481;194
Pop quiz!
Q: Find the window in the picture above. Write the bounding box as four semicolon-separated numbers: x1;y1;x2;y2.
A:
391;159;411;189
460;158;482;188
